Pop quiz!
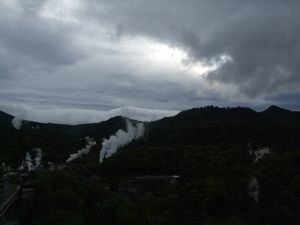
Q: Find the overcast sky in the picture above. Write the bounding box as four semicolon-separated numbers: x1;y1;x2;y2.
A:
1;0;300;124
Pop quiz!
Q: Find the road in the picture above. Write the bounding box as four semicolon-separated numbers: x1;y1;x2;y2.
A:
0;182;21;217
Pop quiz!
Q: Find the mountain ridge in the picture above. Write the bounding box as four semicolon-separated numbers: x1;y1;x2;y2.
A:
2;105;300;126
2;105;300;224
2;105;300;132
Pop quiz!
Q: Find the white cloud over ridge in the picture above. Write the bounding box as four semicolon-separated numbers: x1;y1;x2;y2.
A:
1;102;178;124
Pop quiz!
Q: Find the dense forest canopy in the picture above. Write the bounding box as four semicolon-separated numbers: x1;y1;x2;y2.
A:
0;105;300;225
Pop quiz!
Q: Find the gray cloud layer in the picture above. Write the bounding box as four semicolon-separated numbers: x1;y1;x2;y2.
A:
82;0;300;98
1;0;300;123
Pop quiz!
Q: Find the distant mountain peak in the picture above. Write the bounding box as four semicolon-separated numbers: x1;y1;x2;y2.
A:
263;105;291;114
0;110;14;126
0;110;13;117
260;105;300;127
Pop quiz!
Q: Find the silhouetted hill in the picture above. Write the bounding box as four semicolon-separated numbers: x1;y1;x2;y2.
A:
27;116;127;139
176;106;258;122
147;106;300;150
0;110;14;126
0;110;130;165
60;116;126;138
2;106;300;225
261;105;300;127
2;105;300;165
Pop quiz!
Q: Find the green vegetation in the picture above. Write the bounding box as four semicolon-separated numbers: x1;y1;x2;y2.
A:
0;106;300;224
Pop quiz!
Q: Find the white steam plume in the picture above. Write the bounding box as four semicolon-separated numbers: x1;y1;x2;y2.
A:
249;147;271;162
23;152;34;171
20;148;43;172
35;148;42;168
99;120;144;163
248;177;260;202
66;137;96;163
11;117;23;129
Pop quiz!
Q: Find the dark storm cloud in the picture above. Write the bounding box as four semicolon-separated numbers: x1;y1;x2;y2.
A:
0;6;84;67
82;0;300;99
188;1;300;98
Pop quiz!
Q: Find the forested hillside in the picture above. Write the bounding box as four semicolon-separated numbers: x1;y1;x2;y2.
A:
1;106;300;225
